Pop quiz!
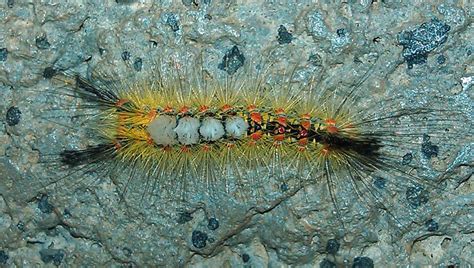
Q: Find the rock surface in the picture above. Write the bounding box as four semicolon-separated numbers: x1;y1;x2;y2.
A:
0;1;472;267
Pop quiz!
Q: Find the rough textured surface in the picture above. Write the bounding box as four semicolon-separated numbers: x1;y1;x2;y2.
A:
0;1;473;267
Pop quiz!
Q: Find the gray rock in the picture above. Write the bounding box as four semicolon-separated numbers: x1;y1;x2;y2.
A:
0;1;472;266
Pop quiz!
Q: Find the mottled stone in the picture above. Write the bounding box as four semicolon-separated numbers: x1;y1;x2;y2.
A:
398;19;450;68
6;106;21;126
192;230;208;249
218;46;245;75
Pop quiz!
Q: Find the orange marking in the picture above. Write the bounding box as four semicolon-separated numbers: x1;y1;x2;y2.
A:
179;106;189;114
180;145;190;153
199;105;209;113
327;125;339;134
146;133;154;145
297;146;306;152
250;112;262;124
163;146;172;152
250;131;263;141
277;116;287;127
163;105;174;113
247;104;257;111
202;144;211;152
298;138;308;146
115;98;129;107
301;120;311;130
221;104;232;112
226;143;235;148
274;134;285;141
275;108;285;114
301;113;311;120
248;140;256;146
325;118;337;125
321;146;330;156
147;109;157;120
114;141;122;150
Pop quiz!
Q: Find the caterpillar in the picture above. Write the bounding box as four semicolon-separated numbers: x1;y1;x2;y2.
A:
4;48;471;266
0;1;472;266
36;50;469;218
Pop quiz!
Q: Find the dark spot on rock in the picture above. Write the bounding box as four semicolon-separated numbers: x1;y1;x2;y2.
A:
122;247;132;257
133;58;142;72
320;258;336;268
402;152;413;165
115;0;136;3
373;177;386;189
445;259;460;268
63;209;72;218
0;250;9;264
280;182;288;191
425;219;439;232
336;28;346;37
308;53;323;66
43;67;57;79
177;212;193;224
398;18;450;69
437;54;446;64
421;134;438;158
207;237;215;243
149;40;158;48
207;217;219;230
353;256;374;268
353;56;363;64
36;35;51;50
218;45;245;75
17;221;25;231
277;25;293;44
121;51;131;61
204;14;212;20
0;48;7;61
38;195;54;214
39;249;65;266
7;0;14;8
406;185;429;208
326;239;340;254
6;106;21;126
191;230;208;248
242;253;250;263
166;14;180;32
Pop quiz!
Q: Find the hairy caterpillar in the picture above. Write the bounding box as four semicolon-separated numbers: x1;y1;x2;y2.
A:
6;48;470;267
35;50;469;221
0;0;472;265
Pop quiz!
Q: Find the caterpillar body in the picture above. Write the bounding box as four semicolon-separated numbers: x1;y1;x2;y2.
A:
39;53;469;222
60;68;383;199
1;1;472;266
14;50;470;267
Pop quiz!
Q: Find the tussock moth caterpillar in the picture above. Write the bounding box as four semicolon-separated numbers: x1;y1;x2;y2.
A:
4;49;472;266
0;0;472;266
33;49;469;215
